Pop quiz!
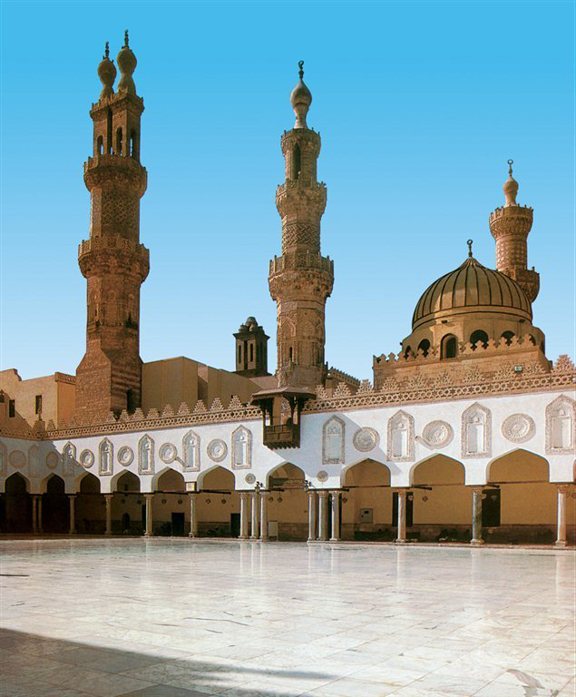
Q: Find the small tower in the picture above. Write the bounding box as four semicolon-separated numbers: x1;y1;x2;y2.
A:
489;161;539;302
234;317;270;377
75;34;150;423
268;62;334;389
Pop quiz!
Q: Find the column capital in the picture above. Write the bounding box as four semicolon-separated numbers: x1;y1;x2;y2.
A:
317;490;329;498
557;484;571;494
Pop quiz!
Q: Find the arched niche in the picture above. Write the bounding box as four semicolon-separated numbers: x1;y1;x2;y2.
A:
43;474;68;533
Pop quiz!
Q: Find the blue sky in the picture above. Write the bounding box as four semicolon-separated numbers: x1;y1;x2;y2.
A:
1;0;574;381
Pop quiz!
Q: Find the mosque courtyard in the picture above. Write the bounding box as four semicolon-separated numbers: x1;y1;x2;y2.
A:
0;539;573;697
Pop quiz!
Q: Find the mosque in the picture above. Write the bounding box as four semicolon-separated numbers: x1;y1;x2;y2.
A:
0;36;574;546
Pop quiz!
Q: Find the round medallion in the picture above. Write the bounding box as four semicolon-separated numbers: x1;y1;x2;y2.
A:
117;446;134;467
353;427;379;452
245;473;256;485
9;450;26;468
79;449;95;469
46;451;59;469
159;443;177;464
316;470;329;482
502;414;535;443
422;420;454;448
207;439;228;462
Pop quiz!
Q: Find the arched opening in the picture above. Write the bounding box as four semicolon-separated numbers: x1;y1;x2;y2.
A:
76;473;104;534
487;450;560;544
501;331;515;346
197;467;238;537
96;135;104;155
43;475;68;533
470;329;489;350
403;345;412;359
152;469;187;536
129;129;138;159
266;463;307;541
291;144;301;180
410;455;470;542
441;334;458;359
115;127;123;155
126;389;136;414
112;471;142;535
417;339;431;357
4;473;31;533
341;459;392;541
106;108;112;153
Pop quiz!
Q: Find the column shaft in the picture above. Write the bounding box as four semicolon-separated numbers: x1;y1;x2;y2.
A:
396;490;407;543
32;495;38;534
144;494;154;537
37;496;43;533
250;491;259;539
471;488;484;545
329;491;341;541
188;493;198;538
318;491;328;541
68;495;77;535
307;491;317;542
260;492;269;542
556;486;568;547
105;494;113;535
239;492;249;539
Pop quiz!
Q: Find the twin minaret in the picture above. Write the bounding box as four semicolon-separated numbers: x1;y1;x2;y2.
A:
268;62;334;389
74;46;539;422
75;34;149;423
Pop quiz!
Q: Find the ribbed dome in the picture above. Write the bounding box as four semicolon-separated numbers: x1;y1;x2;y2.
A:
412;255;532;330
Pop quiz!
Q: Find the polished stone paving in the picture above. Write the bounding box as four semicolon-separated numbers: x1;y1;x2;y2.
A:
0;539;574;697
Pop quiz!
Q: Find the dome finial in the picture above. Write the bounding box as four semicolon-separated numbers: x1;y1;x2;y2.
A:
467;239;473;258
124;29;129;48
104;41;110;60
290;60;312;129
503;158;519;206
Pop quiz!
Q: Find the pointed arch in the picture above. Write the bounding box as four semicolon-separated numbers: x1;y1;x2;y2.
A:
113;470;140;493
78;471;101;494
341;458;391;488
387;410;415;461
323;416;345;464
138;434;155;474
5;472;29;494
232;425;252;469
487;448;550;483
197;465;235;491
266;462;305;489
545;395;575;454
182;430;200;471
99;438;114;476
410;454;465;486
153;467;185;492
461;403;492;458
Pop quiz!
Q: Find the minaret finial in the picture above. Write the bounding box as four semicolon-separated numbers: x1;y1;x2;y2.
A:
507;158;513;176
98;41;116;99
104;41;110;60
290;61;312;129
503;158;519;206
467;239;473;258
124;30;129;48
117;32;137;95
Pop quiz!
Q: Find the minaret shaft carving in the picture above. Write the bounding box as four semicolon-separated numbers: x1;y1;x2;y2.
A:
75;37;149;424
269;64;334;389
489;161;539;302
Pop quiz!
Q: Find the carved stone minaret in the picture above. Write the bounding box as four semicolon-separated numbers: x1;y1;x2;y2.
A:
489;160;539;302
75;34;149;423
234;317;270;377
268;62;334;389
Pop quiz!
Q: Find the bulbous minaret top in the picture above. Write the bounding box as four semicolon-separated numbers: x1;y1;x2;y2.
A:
290;61;312;129
97;42;117;100
117;30;138;95
503;159;519;206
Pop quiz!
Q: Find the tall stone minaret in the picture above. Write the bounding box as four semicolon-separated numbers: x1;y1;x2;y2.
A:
268;62;334;389
75;34;149;423
489;160;539;302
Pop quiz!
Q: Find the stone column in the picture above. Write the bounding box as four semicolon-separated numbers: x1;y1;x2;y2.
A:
37;496;43;533
188;492;198;538
239;492;249;539
250;490;259;540
32;495;38;534
396;489;407;543
470;487;484;545
556;485;569;547
104;494;113;536
260;492;269;542
68;495;77;535
318;491;329;541
144;493;154;537
307;490;317;542
329;491;341;542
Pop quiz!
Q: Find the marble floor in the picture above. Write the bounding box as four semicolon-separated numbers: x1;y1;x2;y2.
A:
0;539;574;697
